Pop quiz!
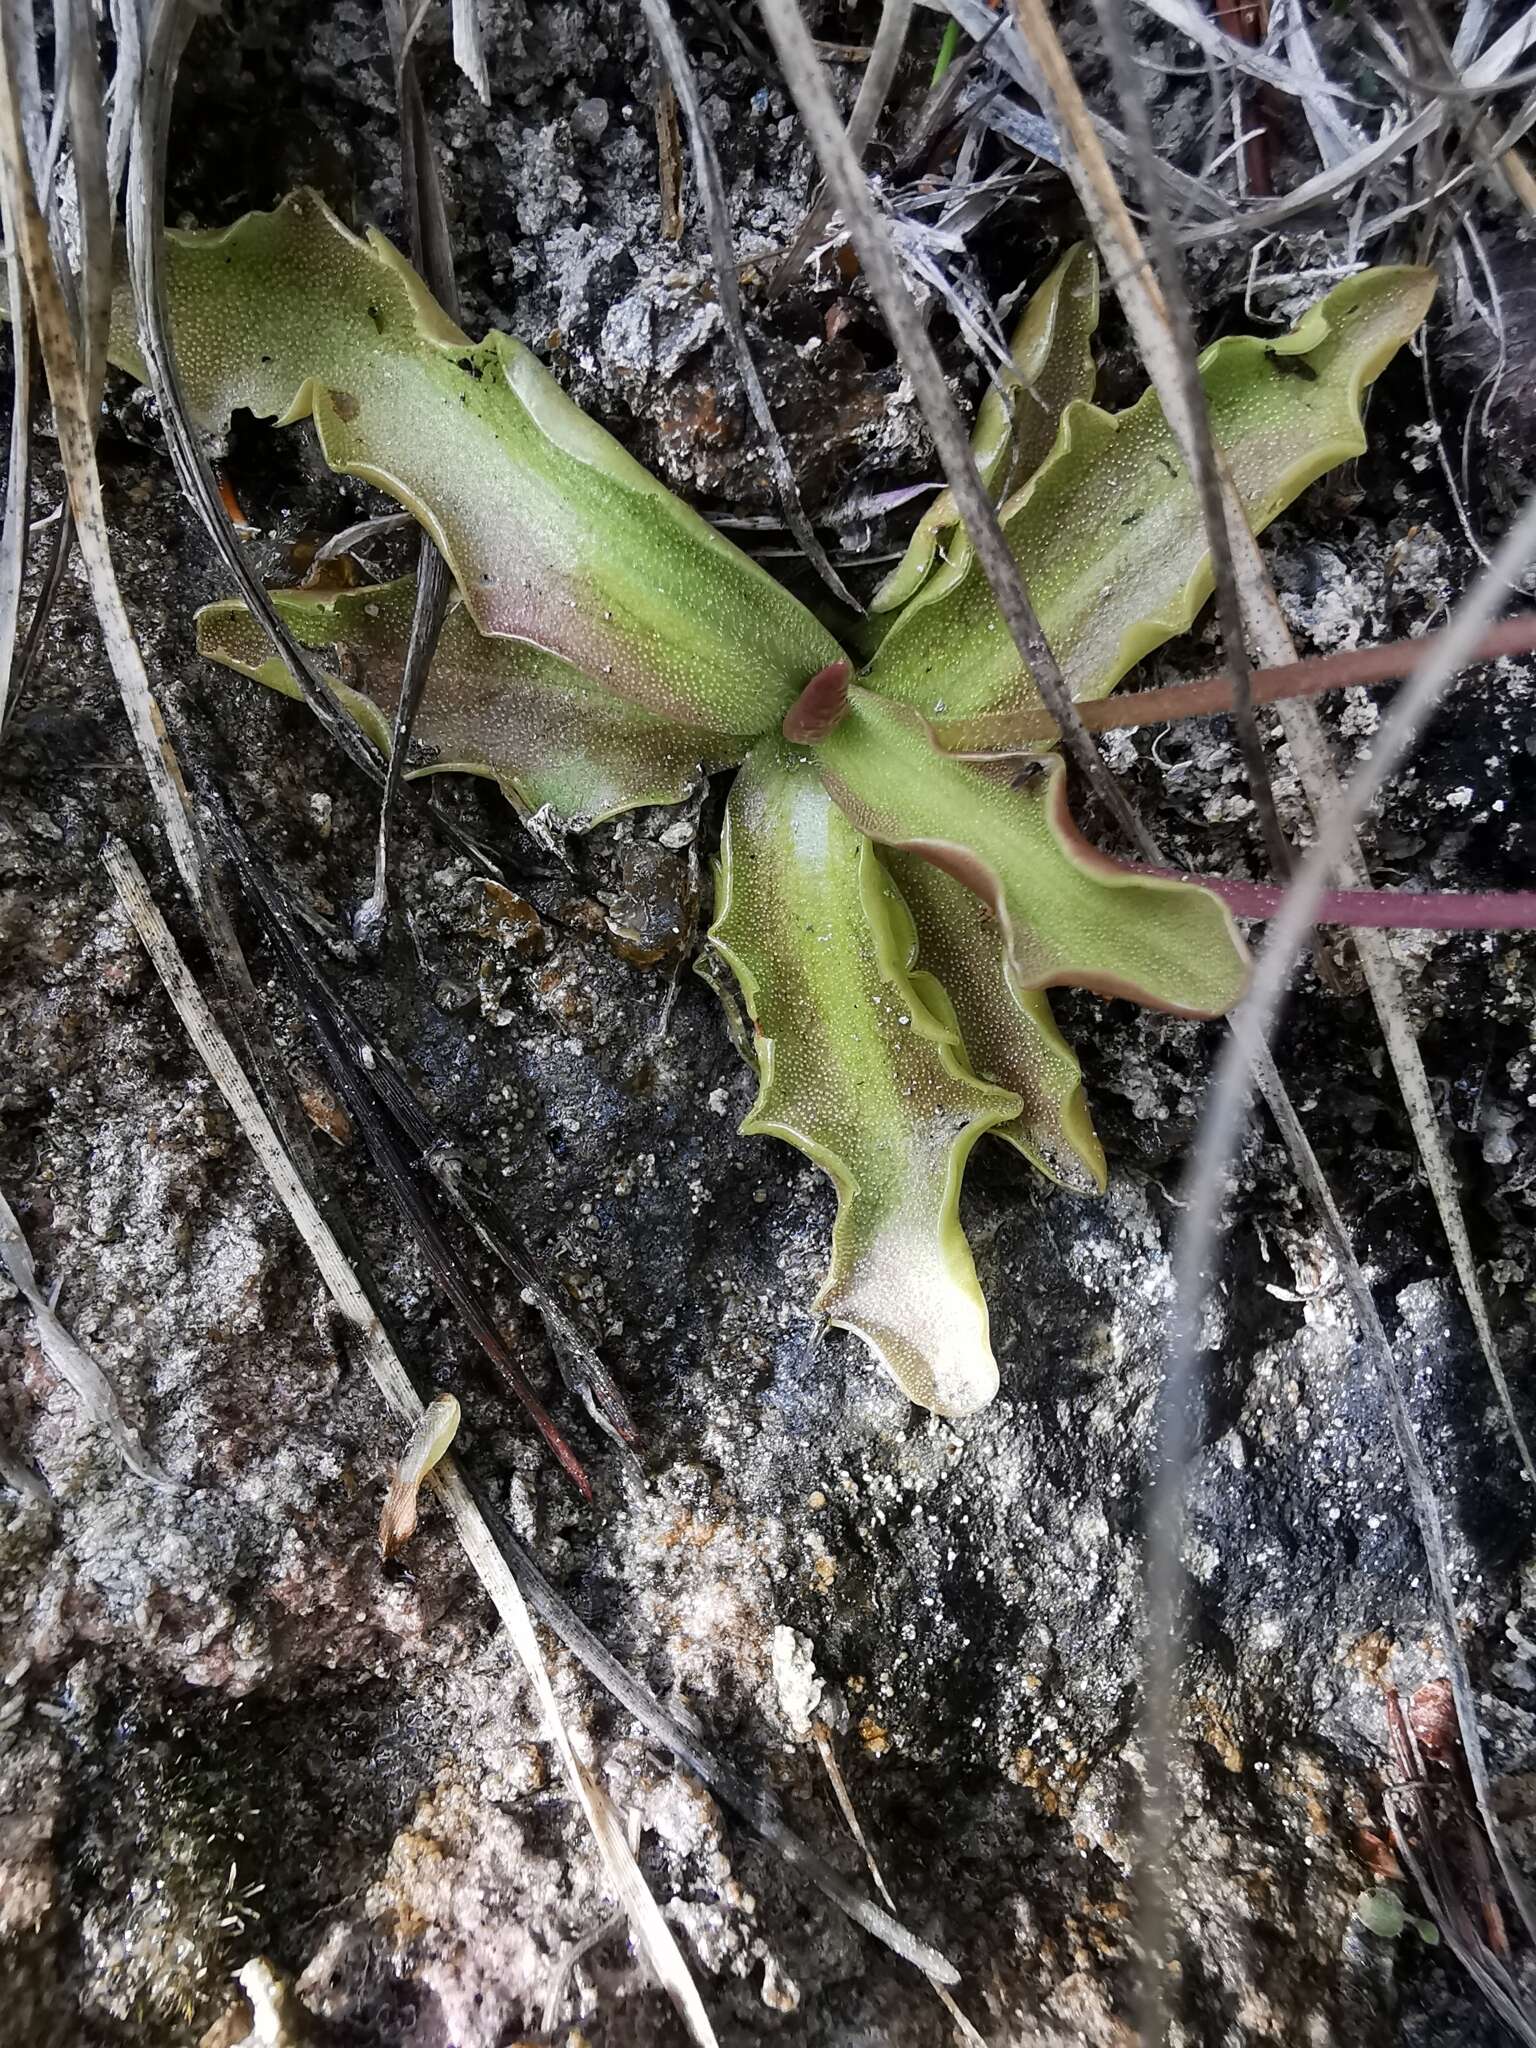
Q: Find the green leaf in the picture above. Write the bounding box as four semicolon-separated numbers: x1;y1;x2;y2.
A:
863;267;1437;750
869;243;1099;615
112;189;843;737
884;850;1106;1193
708;740;1021;1416
815;690;1249;1018
196;577;739;829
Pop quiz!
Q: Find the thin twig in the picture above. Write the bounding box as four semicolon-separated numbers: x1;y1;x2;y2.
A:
931;614;1536;749
759;0;1159;863
1090;0;1291;880
1168;492;1536;2003
357;0;460;945
770;0;915;295
641;0;864;614
101;835;959;1990
103;834;721;2048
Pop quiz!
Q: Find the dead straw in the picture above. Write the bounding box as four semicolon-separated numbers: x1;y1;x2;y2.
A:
640;0;864;614
102;833;961;1994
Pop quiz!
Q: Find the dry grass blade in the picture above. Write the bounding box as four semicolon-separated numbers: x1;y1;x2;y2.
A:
0;226;30;741
1090;0;1291;881
933;0;1232;220
60;0;108;418
2;0;108;748
759;0;1160;865
1279;1;1367;169
1179;2;1536;244
0;1183;174;1488
1003;4;1536;2028
103;834;957;1999
1169;491;1536;1976
811;1728;987;2047
125;0;391;794
7;499;70;725
640;0;864;614
357;0;460;944
104;0;143;199
312;510;416;564
1133;0;1364;105
770;0;914;295
101;835;719;2048
355;541;450;943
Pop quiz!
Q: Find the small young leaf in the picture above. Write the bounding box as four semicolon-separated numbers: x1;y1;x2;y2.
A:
816;690;1249;1019
870;243;1099;615
112;189;843;737
196;578;739;829
709;740;1021;1416
884;850;1107;1193
864;267;1437;749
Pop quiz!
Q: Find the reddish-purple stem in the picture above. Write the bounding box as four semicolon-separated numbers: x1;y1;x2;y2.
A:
1145;871;1536;931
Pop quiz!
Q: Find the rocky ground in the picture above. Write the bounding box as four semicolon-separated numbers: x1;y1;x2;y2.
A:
2;3;1535;2044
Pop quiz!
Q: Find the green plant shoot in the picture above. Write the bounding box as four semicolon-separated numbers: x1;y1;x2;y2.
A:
123;192;1432;1413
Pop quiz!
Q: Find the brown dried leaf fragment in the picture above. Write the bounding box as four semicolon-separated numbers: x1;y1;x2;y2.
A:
378;1391;460;1559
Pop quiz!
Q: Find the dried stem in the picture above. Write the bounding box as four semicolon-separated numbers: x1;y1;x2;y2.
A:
102;836;960;1994
641;0;863;613
357;0;460;944
770;0;915;295
1089;0;1291;879
759;0;1160;864
931;614;1536;750
1005;2;1536;2028
1171;490;1536;1990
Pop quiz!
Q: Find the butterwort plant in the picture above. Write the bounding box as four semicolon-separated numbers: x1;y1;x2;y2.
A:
113;192;1434;1416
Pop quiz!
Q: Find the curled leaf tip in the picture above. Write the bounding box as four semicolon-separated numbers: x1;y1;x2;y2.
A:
782;660;853;743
